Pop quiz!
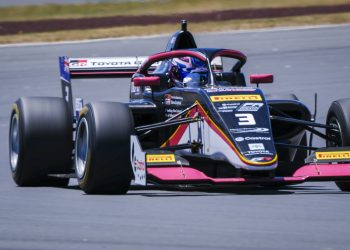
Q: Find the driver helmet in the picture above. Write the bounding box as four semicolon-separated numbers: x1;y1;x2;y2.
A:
171;57;208;85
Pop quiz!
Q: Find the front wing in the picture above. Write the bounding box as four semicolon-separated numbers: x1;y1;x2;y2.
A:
131;136;350;186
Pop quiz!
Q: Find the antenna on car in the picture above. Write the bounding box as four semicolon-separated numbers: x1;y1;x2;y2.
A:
181;20;187;31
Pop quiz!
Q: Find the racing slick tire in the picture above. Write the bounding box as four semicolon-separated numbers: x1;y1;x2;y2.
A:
9;97;72;187
74;102;134;194
326;98;350;191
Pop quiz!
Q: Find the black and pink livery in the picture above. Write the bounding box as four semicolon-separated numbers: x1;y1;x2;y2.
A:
9;21;350;194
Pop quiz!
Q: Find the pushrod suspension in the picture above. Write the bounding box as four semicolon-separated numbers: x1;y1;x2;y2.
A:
274;142;318;151
135;116;201;133
138;103;199;139
270;115;339;143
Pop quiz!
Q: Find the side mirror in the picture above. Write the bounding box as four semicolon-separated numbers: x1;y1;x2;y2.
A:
133;76;160;87
250;74;274;84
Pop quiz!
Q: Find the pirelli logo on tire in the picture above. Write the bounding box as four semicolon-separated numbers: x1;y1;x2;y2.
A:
146;154;176;163
210;94;262;102
316;151;350;160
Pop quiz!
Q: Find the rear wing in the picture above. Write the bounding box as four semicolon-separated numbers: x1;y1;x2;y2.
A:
59;56;150;81
59;56;152;119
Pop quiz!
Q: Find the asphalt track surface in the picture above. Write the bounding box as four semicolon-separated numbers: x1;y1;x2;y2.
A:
0;25;350;250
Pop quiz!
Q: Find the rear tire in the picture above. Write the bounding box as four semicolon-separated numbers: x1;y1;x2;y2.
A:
326;98;350;191
9;97;72;187
74;102;134;194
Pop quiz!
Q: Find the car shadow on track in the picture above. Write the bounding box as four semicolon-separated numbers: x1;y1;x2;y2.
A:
61;184;350;196
127;185;295;196
62;184;294;196
128;184;350;196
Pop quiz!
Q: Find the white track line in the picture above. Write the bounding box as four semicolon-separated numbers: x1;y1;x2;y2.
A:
1;23;349;48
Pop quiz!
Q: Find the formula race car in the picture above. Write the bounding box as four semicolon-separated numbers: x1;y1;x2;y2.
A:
9;21;350;194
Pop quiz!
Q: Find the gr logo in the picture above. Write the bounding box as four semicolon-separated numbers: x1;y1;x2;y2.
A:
235;113;256;126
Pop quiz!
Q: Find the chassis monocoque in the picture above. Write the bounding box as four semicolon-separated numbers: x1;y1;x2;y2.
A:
9;21;350;194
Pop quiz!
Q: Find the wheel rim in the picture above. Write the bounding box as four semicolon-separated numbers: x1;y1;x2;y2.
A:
75;117;89;179
327;116;343;147
9;113;19;172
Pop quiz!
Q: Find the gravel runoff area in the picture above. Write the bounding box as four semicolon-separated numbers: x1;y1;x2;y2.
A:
1;4;350;35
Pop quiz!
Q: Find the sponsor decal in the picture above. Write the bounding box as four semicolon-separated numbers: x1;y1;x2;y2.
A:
251;157;274;162
235;136;271;142
134;58;144;65
146;154;176;163
230;127;269;133
70;59;88;67
315;151;350;160
218;109;234;113
64;58;70;73
249;143;265;150
210;94;262;102
91;61;133;66
131;136;146;186
134;160;146;172
245;136;271;141
164;95;183;106
237;102;264;112
222;103;240;107
244;150;274;156
217;103;240;113
205;87;256;93
89;59;159;67
165;108;183;118
165;94;171;105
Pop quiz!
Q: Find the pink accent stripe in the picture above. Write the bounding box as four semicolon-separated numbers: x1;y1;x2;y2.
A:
148;164;350;185
148;50;206;63
139;50;206;74
250;74;274;84
293;164;350;178
148;167;305;184
133;76;160;86
212;49;247;63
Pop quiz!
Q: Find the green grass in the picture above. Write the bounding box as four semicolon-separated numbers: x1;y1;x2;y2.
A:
1;0;350;44
1;12;350;44
0;0;350;21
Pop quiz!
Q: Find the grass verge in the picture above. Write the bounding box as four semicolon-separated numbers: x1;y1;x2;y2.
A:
1;13;350;45
0;0;350;21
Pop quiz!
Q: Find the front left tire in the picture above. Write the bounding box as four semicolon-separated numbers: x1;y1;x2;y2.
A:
74;102;134;194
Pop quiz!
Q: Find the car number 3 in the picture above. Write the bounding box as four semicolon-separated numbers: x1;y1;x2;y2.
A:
235;113;256;126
